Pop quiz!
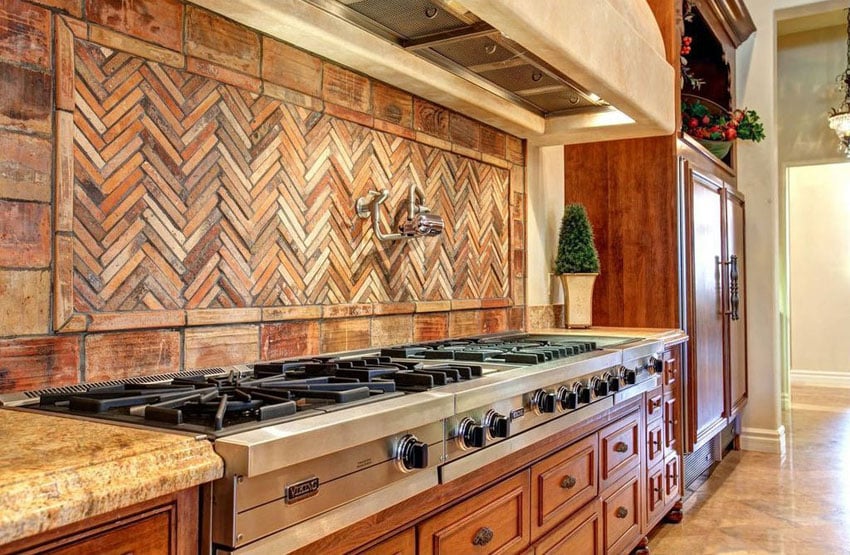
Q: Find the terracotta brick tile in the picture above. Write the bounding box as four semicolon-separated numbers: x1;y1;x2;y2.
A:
87;310;184;332
413;313;448;342
373;118;415;140
506;135;524;165
186;7;260;76
321;318;370;353
371;315;412;347
88;0;182;52
0;130;51;201
0;62;51;135
261;320;319;360
186;57;260;93
322;63;370;114
184;325;259;369
324;102;373;127
413;98;449;140
509;306;525;331
262;37;321;98
449;112;480;151
27;0;81;17
0;335;79;393
89;24;184;68
480;126;506;159
373;82;412;127
449;310;482;338
0;0;51;69
482;298;511;309
322;303;372;319
54;15;74;112
0;269;49;335
263;82;324;112
373;302;415;316
85;330;181;382
186;307;261;327
262;305;322;322
0;200;50;268
481;308;508;334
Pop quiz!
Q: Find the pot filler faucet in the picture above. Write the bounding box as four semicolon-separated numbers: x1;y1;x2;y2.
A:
355;183;445;241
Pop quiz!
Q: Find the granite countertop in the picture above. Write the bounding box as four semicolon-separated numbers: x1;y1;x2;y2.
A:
0;408;223;545
529;326;689;346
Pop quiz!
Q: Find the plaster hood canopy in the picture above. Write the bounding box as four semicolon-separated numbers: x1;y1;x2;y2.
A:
191;0;676;145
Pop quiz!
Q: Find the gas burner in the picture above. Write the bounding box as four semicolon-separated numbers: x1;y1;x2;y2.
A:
380;336;599;364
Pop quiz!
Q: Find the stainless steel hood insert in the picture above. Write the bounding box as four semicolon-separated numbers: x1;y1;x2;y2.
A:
307;0;607;115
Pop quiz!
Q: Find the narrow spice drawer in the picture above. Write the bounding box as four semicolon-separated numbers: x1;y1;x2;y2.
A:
663;349;680;389
599;411;641;491
530;434;598;540
665;454;682;501
646;417;664;467
418;470;530;555
646;386;664;423
533;498;602;555
601;471;641;555
645;463;666;531
663;392;680;458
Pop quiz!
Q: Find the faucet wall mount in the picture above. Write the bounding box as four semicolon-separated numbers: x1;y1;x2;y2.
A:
355;184;445;242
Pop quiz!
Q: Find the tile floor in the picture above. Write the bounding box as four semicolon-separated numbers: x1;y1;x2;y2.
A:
649;386;850;554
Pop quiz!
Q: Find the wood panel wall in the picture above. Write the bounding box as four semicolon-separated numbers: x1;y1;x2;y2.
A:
0;0;526;393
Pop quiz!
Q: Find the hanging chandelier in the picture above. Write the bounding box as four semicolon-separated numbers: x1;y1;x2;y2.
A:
828;7;850;156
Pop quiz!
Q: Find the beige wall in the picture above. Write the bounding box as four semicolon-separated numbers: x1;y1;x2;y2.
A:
526;146;566;309
789;163;850;379
778;25;847;164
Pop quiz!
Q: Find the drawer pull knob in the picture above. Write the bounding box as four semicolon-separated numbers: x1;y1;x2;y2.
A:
614;441;629;453
472;527;494;546
561;475;577;489
615;506;629;519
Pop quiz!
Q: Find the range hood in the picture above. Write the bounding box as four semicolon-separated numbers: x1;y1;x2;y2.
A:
190;0;675;145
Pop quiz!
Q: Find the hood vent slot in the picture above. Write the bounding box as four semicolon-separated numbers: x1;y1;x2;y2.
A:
307;0;607;115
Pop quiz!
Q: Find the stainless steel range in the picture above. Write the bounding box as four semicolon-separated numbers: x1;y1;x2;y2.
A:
0;332;663;554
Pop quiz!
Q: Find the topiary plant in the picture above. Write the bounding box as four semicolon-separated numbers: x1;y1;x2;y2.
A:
555;204;600;274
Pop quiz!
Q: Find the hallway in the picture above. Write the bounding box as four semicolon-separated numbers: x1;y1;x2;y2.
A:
649;386;850;554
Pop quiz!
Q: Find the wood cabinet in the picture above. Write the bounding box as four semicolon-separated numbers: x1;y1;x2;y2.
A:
725;187;748;418
358;529;416;555
532;499;602;555
601;472;641;555
530;434;598;541
599;412;641;491
417;471;530;555
0;489;198;555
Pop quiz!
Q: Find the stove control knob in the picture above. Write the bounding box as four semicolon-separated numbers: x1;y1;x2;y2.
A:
397;434;429;471
532;389;557;414
603;371;621;392
619;365;637;384
591;376;609;398
557;385;575;410
575;381;592;405
457;417;487;449
484;410;510;438
649;356;663;374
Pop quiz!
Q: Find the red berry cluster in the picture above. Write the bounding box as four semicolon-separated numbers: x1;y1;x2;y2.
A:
680;36;692;56
683;107;745;141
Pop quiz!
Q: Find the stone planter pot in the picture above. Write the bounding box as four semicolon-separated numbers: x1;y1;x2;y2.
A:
559;273;598;328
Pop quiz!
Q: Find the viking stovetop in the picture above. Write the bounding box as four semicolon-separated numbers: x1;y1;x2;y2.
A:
0;332;663;554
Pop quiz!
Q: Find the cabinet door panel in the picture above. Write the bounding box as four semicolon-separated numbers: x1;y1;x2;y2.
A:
533;499;602;555
47;512;171;555
645;464;666;531
358;528;415;555
599;411;641;491
646;418;664;467
418;471;530;555
687;168;727;448
663;392;680;458
726;190;747;417
530;434;598;540
601;472;641;555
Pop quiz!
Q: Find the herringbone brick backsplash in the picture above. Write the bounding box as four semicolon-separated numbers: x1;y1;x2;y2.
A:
71;40;510;314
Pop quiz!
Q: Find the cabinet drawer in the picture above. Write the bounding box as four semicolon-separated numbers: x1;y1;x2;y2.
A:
358;528;415;555
533;499;602;555
599;412;640;490
664;455;682;501
663;350;679;389
663;393;680;458
646;387;663;423
47;511;171;555
531;434;598;540
418;471;530;555
601;472;641;555
646;418;664;467
645;464;666;531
